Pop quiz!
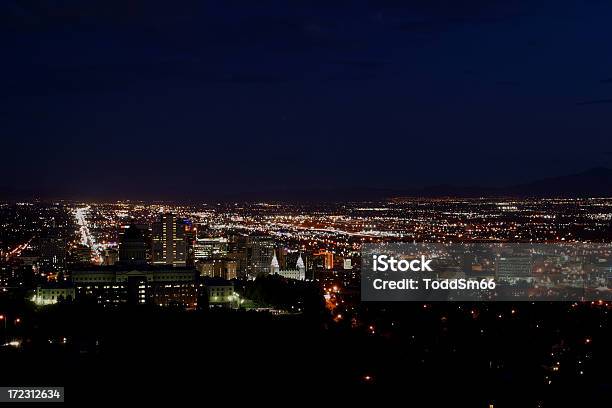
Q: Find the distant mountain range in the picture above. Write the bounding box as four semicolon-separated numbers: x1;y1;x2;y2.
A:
0;187;39;201
2;167;612;202
505;167;612;198
221;167;612;202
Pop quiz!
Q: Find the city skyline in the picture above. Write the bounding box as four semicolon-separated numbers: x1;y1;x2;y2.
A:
2;1;612;403
1;198;610;403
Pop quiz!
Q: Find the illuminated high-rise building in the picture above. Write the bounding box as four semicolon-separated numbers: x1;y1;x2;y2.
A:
246;235;275;278
314;250;334;270
194;237;228;260
227;234;248;278
38;235;66;273
196;258;237;280
152;213;187;267
184;223;196;267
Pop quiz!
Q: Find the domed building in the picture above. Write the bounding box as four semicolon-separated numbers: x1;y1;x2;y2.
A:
118;224;148;265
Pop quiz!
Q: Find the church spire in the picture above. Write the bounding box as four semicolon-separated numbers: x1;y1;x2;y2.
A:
296;253;305;269
271;251;280;268
270;250;280;273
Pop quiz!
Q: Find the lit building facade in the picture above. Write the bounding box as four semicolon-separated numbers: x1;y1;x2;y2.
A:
246;235;275;278
38;236;66;273
270;251;306;281
194;237;228;260
33;284;75;305
196;258;237;280
71;266;198;308
205;282;237;308
152;213;187;267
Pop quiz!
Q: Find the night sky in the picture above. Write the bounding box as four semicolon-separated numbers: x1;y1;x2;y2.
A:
3;1;612;199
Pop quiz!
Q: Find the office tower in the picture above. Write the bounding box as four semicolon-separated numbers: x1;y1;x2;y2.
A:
246;235;275;278
196;258;237;280
152;213;187;267
325;252;334;270
314;250;334;270
227;234;247;278
194;237;228;260
38;235;66;273
73;244;93;264
184;223;196;267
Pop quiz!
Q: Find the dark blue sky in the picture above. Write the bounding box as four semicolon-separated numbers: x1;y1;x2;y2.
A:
3;0;612;199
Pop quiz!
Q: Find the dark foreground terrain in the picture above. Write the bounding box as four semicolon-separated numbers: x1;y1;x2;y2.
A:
0;298;610;406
